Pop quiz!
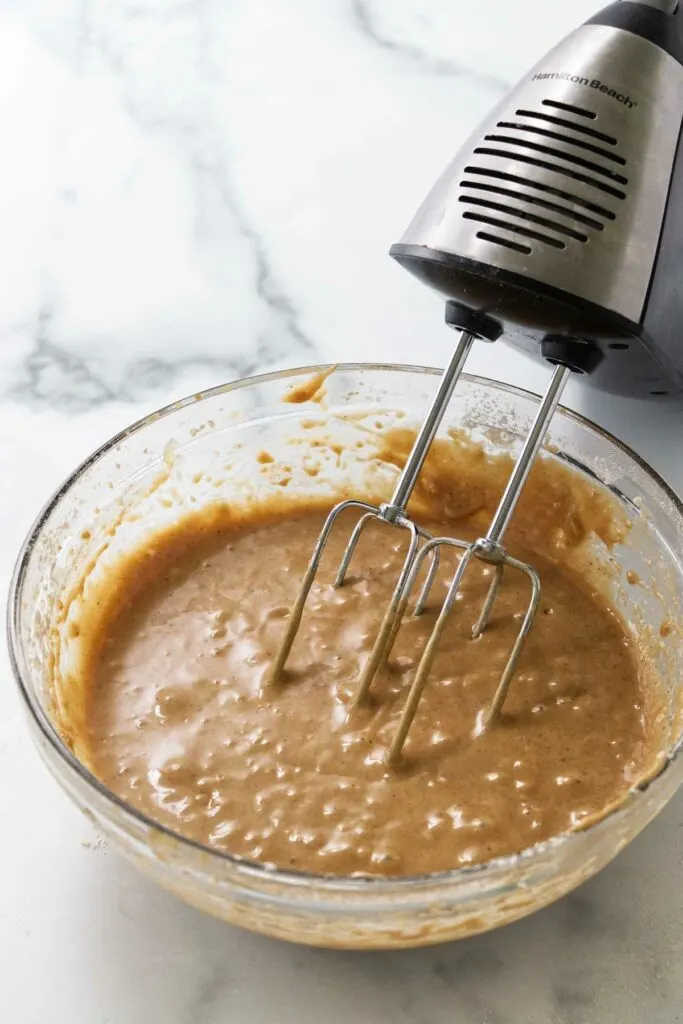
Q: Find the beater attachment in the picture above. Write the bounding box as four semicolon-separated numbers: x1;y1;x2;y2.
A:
269;326;479;684
379;361;571;763
270;326;574;764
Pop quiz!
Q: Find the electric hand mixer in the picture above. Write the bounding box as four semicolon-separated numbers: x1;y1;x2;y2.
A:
272;0;683;762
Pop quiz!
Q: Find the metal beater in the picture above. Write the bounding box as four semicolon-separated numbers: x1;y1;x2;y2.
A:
273;0;683;761
271;327;571;764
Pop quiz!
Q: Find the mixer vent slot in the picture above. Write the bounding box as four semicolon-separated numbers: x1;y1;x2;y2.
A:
496;122;625;165
482;134;627;184
460;197;587;242
460;181;604;231
543;98;595;119
515;109;618;146
462;167;616;220
475;231;531;255
471;148;626;200
462;211;565;249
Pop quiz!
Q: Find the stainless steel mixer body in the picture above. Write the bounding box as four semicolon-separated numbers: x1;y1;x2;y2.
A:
272;1;683;761
393;0;683;399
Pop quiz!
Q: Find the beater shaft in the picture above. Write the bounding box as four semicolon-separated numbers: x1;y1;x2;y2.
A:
487;364;571;545
382;330;476;521
472;363;571;636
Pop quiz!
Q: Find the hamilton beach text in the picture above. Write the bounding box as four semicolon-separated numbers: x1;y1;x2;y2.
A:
532;72;637;109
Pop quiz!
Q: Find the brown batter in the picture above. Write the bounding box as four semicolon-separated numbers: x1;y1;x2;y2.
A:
75;442;662;876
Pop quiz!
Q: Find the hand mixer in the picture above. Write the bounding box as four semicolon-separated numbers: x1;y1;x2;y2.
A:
273;0;683;763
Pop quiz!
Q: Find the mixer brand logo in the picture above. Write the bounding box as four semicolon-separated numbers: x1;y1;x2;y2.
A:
532;71;637;109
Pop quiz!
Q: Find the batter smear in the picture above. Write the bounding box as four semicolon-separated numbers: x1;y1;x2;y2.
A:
77;464;660;876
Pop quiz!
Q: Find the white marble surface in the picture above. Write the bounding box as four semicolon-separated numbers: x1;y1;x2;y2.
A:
1;1;682;1021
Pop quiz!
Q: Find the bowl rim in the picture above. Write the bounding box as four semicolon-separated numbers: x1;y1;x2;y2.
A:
8;362;683;895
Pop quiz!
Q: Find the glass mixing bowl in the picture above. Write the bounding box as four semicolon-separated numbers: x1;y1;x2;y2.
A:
8;365;683;949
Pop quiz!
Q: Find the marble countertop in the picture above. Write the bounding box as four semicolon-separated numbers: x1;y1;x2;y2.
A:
1;1;682;1021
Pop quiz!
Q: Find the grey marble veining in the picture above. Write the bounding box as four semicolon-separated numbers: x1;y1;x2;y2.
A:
1;2;682;1022
0;0;579;415
350;0;509;90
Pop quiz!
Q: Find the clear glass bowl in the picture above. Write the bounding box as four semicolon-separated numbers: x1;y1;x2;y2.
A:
8;365;683;949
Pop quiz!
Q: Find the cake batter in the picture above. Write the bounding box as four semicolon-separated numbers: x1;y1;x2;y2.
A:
77;479;659;877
